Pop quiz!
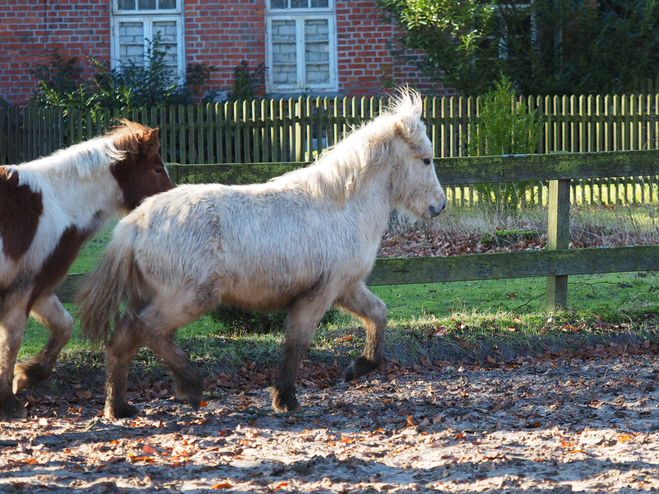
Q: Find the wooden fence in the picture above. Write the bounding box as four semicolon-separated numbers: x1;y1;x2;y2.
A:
56;149;659;310
4;95;659;206
4;93;659;162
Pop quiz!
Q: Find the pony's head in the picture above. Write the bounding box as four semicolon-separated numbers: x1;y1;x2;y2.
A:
381;89;446;219
108;120;175;211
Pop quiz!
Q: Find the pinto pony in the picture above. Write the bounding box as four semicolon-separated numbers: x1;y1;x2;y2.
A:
0;121;174;420
78;90;446;419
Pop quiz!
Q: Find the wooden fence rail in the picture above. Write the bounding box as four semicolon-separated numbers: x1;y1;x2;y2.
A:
55;149;659;310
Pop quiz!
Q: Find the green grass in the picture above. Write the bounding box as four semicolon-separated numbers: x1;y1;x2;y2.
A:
21;271;659;376
69;229;113;273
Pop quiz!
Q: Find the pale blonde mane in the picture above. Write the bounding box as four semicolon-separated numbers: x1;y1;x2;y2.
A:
273;89;426;204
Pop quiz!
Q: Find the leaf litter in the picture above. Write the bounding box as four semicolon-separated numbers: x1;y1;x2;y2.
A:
2;348;659;493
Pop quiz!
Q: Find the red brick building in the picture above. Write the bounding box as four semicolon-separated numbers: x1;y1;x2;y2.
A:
0;0;451;106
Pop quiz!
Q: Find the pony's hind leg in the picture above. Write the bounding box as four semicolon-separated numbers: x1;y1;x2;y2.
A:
335;281;387;382
104;311;145;419
13;293;73;393
0;291;30;420
270;294;333;413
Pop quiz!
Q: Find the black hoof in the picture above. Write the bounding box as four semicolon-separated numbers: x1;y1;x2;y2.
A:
270;386;300;413
106;402;139;420
344;356;381;382
0;394;27;420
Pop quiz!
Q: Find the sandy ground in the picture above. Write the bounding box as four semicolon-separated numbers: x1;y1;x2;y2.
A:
2;350;659;493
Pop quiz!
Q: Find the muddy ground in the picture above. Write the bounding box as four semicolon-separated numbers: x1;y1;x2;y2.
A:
2;347;659;493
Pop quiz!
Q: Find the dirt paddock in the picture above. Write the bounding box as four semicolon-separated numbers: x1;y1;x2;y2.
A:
1;351;659;493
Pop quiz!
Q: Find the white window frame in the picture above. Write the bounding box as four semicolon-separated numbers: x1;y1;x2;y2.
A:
266;1;337;93
111;1;185;82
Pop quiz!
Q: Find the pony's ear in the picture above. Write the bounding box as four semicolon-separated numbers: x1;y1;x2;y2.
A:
145;128;161;151
394;117;414;142
146;127;159;141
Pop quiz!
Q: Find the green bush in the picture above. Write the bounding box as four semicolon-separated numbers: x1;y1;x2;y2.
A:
228;61;266;101
465;75;543;212
29;35;216;111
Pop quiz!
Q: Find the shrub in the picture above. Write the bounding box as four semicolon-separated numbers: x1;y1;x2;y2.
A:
465;75;543;212
29;36;216;111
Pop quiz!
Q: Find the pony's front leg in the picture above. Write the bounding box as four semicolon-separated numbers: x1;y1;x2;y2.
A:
13;293;73;393
270;296;331;413
335;281;387;382
145;332;204;411
104;313;144;419
0;292;30;420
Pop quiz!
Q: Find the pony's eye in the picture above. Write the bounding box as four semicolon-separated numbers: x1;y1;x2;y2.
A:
423;158;432;166
155;167;163;174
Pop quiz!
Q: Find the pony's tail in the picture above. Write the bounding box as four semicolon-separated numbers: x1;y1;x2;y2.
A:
76;223;137;346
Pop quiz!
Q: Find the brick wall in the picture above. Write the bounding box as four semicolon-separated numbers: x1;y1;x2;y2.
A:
0;0;111;105
0;0;450;106
184;0;266;100
335;0;452;96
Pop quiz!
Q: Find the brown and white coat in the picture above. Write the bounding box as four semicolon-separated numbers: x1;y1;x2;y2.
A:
0;121;174;420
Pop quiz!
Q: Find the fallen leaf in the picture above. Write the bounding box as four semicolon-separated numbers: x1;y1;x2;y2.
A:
142;444;157;455
75;390;92;400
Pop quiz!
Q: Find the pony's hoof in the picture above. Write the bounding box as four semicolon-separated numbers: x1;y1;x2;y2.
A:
174;384;203;411
188;398;201;411
105;402;138;420
344;356;381;382
12;371;31;394
0;394;28;420
173;369;204;408
270;387;301;413
13;362;51;393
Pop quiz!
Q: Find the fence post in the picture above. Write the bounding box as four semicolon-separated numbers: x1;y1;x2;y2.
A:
546;178;571;310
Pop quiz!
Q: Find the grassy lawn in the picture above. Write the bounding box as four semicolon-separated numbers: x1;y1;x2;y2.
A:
19;204;659;380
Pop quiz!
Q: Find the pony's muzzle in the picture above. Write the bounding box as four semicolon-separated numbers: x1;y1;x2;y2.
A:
427;197;447;218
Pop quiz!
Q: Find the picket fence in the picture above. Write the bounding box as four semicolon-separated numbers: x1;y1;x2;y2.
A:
2;93;659;206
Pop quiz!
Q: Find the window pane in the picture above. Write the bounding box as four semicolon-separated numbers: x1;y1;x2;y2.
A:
138;0;156;9
272;20;298;86
306;65;329;84
153;21;177;43
270;0;287;7
291;0;308;8
152;21;178;73
272;20;296;43
273;65;297;84
118;0;136;9
305;19;329;42
305;20;329;84
119;22;145;66
158;0;176;8
310;0;328;7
